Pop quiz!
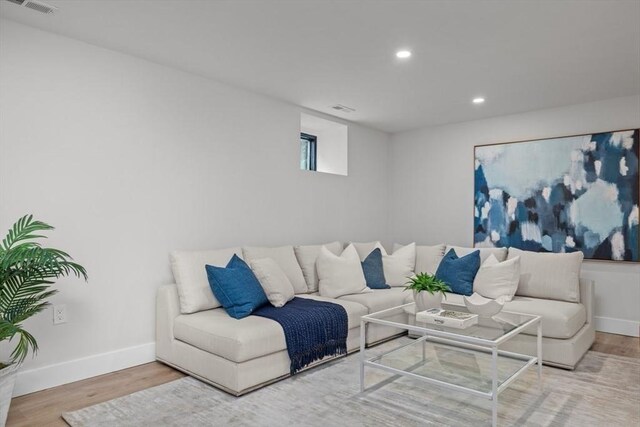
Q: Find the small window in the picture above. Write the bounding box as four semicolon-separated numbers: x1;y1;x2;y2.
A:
300;132;317;171
300;113;348;176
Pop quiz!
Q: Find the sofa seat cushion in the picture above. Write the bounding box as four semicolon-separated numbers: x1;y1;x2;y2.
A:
174;297;368;363
404;291;465;306
297;294;368;329
338;287;407;314
504;297;586;339
174;308;286;363
404;292;413;304
409;292;585;339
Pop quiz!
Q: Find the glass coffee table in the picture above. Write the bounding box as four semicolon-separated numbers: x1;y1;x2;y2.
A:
359;303;542;427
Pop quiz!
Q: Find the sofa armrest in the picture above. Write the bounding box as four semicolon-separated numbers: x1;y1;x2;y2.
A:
156;284;181;359
579;278;594;324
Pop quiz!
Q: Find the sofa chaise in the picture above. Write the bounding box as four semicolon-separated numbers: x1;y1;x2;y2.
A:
156;242;595;396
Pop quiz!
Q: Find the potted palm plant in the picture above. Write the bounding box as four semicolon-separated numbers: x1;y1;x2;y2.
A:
404;273;451;312
0;215;87;425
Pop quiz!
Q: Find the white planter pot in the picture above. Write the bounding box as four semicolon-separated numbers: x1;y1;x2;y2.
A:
0;364;17;427
413;290;443;312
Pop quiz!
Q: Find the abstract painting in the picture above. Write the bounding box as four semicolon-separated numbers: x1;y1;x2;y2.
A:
474;129;639;262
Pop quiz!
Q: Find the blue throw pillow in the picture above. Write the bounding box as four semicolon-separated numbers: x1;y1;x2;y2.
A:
435;249;480;296
361;248;390;289
205;254;268;319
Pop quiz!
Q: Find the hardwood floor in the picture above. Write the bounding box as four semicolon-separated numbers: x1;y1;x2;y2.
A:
592;331;640;358
6;332;639;427
6;362;185;427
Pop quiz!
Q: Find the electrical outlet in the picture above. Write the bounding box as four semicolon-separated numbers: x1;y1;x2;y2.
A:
53;304;67;325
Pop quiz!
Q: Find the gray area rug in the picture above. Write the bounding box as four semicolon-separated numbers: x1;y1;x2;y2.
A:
63;338;640;426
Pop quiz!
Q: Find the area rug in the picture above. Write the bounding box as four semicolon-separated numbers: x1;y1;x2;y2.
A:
63;338;640;426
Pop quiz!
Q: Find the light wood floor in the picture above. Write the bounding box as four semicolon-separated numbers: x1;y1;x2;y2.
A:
6;362;185;427
7;332;639;427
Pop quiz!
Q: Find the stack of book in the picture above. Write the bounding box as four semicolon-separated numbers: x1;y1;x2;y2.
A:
416;308;478;329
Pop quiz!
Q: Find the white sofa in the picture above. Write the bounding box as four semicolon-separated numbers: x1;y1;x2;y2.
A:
156;242;595;395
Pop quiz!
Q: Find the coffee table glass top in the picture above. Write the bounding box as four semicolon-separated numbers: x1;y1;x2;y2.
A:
364;303;539;343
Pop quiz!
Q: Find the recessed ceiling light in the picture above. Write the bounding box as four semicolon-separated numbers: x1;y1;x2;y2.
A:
472;97;485;104
396;50;412;59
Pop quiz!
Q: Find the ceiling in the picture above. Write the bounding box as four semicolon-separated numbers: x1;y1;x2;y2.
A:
1;0;639;133
301;113;346;135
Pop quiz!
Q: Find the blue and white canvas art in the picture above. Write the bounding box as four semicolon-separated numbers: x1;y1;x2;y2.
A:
474;129;640;262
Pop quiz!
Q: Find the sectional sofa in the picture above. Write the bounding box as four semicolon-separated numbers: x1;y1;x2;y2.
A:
156;242;595;396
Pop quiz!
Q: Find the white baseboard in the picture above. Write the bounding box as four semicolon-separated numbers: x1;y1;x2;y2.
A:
13;342;156;397
595;316;640;337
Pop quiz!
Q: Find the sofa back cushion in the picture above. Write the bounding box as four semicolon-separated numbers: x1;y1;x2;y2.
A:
507;248;583;302
384;243;416;286
294;241;342;292
397;243;445;275
206;255;268;319
317;244;371;298
350;241;386;261
170;247;242;314
243;245;308;294
446;245;507;263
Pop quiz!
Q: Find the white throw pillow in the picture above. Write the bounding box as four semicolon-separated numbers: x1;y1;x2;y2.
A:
170;247;242;314
250;258;295;308
473;254;520;302
508;248;583;303
317;244;371;298
294;241;342;292
446;245;508;262
243;245;308;294
350;241;387;261
395;243;445;275
384;242;416;287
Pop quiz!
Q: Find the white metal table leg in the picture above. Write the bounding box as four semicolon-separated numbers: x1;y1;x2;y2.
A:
537;320;543;388
492;345;498;427
360;320;365;392
422;334;426;361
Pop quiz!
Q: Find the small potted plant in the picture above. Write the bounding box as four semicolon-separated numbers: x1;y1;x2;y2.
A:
0;215;87;425
404;273;451;312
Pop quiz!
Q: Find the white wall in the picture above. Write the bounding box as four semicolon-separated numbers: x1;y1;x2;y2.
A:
316;125;348;176
0;20;390;395
389;95;640;337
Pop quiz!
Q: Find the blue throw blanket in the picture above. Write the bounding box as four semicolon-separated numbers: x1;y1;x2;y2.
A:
253;297;348;374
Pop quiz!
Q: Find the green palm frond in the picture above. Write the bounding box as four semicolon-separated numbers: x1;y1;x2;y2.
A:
1;215;53;253
0;215;87;366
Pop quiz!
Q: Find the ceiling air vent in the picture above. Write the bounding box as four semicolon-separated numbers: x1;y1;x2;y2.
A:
331;104;356;113
4;0;57;14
